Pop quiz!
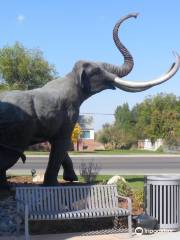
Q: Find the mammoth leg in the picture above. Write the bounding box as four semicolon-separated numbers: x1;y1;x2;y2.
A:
0;170;10;190
43;137;71;185
62;152;78;182
0;148;21;188
0;169;7;185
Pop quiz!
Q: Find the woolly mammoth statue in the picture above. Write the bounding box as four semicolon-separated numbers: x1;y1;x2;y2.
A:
0;13;179;186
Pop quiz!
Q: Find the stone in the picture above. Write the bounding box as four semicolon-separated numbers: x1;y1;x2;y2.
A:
107;175;126;185
32;173;44;182
0;222;9;232
0;196;24;236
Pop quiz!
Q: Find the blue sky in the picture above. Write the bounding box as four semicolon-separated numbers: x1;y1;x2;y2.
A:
0;0;180;131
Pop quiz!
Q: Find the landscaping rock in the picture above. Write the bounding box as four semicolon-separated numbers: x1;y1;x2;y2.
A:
0;196;24;236
107;175;126;185
32;173;44;183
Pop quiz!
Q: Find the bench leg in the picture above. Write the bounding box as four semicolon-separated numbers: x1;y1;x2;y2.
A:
25;205;30;240
16;216;21;236
113;216;119;229
128;214;132;237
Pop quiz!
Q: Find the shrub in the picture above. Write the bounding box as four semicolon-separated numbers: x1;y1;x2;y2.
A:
79;160;101;183
116;179;133;197
132;189;144;210
156;145;164;153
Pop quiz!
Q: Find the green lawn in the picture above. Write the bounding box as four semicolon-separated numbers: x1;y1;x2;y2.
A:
95;175;144;189
25;151;49;155
58;174;144;190
25;149;166;155
70;149;164;155
123;175;144;189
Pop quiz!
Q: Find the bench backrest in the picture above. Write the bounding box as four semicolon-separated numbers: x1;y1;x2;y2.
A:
16;185;118;213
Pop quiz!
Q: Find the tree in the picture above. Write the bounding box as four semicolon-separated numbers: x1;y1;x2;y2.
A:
96;123;135;149
71;123;81;144
96;123;112;147
113;103;136;148
133;93;180;145
0;42;57;90
97;93;180;149
132;99;152;140
115;103;132;130
149;94;179;144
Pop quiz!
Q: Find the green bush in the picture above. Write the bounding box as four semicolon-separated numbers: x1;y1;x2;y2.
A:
132;189;144;209
156;146;164;153
79;160;101;183
116;180;133;197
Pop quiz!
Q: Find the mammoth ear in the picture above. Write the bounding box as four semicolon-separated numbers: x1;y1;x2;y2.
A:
80;69;91;94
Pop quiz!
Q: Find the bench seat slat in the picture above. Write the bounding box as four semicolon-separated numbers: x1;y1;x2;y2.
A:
29;208;129;220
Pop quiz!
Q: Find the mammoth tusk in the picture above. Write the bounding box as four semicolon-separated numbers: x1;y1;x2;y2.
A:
114;52;180;92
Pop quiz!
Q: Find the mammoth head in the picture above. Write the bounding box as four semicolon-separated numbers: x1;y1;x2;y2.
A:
75;13;180;95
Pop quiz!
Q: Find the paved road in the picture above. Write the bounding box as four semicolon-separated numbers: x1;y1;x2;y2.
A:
7;154;180;175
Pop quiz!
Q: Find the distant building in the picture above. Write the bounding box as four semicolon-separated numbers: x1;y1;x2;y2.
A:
74;115;95;151
138;138;163;151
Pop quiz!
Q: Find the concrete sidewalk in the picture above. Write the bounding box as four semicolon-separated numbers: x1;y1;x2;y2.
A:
134;231;180;240
1;231;180;240
0;233;129;240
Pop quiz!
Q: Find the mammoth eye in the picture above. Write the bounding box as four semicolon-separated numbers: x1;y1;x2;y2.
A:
90;67;101;76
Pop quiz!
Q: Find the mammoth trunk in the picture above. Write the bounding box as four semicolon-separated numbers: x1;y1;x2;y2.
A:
102;13;138;77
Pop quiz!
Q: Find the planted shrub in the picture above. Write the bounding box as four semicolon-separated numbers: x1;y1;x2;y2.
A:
79;160;101;183
132;189;144;210
117;179;133;197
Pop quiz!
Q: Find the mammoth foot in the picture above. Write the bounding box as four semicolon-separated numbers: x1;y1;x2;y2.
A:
43;169;78;186
0;177;10;190
43;173;78;186
43;179;60;186
0;182;11;190
0;170;8;188
63;170;78;182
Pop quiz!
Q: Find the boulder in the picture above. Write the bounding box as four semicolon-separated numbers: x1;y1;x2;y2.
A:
32;173;44;182
107;175;126;185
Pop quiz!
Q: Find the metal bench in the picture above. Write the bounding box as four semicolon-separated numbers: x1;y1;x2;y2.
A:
16;184;132;240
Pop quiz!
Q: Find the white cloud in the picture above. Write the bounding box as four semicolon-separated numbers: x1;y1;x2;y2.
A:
17;14;25;23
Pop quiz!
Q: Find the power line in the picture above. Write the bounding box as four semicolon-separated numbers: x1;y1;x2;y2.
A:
80;112;115;116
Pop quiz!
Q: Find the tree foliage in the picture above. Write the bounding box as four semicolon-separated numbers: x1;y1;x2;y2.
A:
71;123;81;144
97;93;180;149
115;103;132;131
96;123;135;149
133;93;180;144
0;42;56;90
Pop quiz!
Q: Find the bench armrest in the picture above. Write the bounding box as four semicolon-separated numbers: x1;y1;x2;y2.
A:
117;195;132;212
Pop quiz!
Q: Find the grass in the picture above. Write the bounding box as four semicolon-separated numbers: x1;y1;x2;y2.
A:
97;175;144;189
25;149;166;155
70;149;165;155
58;174;144;190
123;175;144;189
92;175;144;189
25;151;49;155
